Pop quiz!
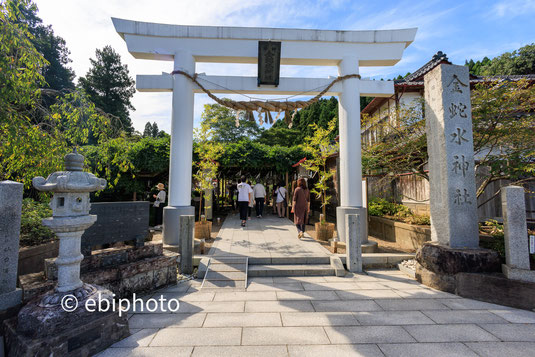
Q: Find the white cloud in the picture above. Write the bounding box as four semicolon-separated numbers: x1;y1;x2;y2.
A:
33;0;432;133
490;0;535;18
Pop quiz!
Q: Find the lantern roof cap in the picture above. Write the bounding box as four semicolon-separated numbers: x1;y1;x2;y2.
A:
32;149;106;193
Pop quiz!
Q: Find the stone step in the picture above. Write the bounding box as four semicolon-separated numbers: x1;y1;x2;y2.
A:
339;253;415;269
205;271;246;281
248;264;335;277
247;256;331;265
208;263;247;272
201;257;248;291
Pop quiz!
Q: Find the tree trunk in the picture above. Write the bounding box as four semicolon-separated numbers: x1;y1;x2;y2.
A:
199;191;203;221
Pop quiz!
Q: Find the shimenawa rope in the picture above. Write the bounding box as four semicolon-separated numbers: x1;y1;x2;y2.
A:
170;70;361;127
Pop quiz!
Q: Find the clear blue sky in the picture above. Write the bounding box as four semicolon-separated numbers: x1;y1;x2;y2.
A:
34;0;535;133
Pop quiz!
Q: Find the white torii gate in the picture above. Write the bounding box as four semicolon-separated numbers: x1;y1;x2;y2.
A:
112;18;417;250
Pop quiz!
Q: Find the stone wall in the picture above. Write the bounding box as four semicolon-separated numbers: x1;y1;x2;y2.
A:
20;242;177;301
82;201;150;254
368;216;431;251
17;240;59;276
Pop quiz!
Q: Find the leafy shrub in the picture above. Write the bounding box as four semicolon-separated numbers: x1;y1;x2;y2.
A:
20;198;56;247
479;219;505;258
368;197;430;225
405;214;431;226
368;198;411;217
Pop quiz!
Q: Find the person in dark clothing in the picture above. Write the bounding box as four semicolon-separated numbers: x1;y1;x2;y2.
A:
153;183;166;228
292;178;309;239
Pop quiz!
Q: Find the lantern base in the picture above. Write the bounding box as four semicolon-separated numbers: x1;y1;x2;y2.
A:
4;285;129;356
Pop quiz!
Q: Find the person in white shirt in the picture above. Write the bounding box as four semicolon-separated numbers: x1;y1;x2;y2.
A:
276;183;288;218
237;176;253;227
253;182;267;218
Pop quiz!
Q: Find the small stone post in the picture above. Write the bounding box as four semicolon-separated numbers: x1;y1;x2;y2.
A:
346;214;362;273
501;186;534;282
424;64;479;248
0;181;23;311
180;215;194;274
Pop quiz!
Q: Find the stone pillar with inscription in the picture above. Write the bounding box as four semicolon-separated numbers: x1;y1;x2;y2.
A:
0;181;23;357
415;64;501;293
424;64;479;249
0;181;23;312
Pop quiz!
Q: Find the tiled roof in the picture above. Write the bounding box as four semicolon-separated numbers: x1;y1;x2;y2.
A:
361;52;535;115
400;51;451;83
470;74;535;83
394;74;535;88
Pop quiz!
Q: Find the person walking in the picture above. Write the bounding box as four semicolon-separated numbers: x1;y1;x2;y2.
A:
237;176;253;227
304;179;311;225
292;178;309;239
153;183;166;229
276;182;288;218
246;180;253;220
229;183;237;211
272;184;278;214
253;181;266;218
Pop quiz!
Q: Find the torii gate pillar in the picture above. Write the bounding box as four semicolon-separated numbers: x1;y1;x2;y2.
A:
162;50;196;247
336;56;373;250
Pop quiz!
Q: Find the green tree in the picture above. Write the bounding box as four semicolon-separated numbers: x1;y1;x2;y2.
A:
362;79;535;201
481;44;535;76
300;118;339;220
151;121;159;138
256;126;301;146
201;103;261;142
466;44;535;76
268;97;339;144
193;120;224;220
16;3;74;91
0;1;136;192
0;0;55;186
465;57;491;76
79;45;136;134
143;122;152;137
0;0;46;121
82;135;170;201
470;79;535;197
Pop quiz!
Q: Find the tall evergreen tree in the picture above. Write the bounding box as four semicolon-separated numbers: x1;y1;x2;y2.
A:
151;122;159;138
32;24;75;91
79;46;136;134
143;122;152;137
15;1;75;91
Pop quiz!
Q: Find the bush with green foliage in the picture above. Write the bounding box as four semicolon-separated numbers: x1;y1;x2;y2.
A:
220;138;306;175
368;197;430;225
479;219;505;259
20;198;55;246
368;198;410;216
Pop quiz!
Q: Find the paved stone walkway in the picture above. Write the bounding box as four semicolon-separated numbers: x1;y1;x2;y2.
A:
207;213;329;259
97;214;535;357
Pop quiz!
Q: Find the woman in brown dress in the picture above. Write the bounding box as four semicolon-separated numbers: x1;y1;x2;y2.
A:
292;178;309;239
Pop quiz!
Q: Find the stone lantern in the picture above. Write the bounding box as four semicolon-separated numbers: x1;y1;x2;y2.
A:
32;149;106;294
5;150;129;356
